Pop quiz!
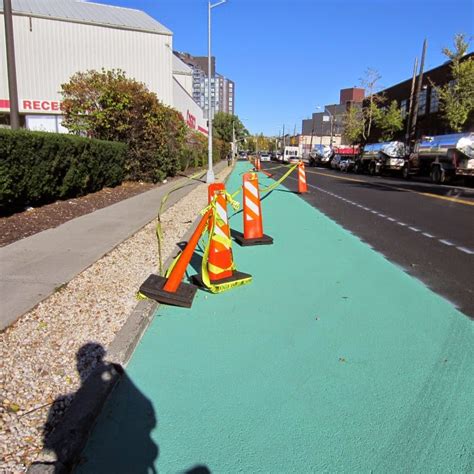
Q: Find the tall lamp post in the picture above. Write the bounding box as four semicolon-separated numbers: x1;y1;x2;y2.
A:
324;107;334;146
206;0;227;183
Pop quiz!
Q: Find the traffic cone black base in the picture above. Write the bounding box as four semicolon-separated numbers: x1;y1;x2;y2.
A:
192;271;252;293
139;274;198;308
232;229;273;247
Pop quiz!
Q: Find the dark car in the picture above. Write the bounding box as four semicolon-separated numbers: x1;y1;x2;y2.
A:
330;155;343;170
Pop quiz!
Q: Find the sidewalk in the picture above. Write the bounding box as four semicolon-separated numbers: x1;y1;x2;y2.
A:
0;162;226;329
78;162;473;472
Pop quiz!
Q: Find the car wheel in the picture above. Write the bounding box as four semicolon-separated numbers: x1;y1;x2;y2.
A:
402;164;410;180
430;166;442;184
369;162;376;176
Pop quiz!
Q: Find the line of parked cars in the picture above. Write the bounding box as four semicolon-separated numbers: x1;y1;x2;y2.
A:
309;132;474;184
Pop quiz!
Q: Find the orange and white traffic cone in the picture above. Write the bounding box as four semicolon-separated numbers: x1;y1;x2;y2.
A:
298;160;308;193
139;207;213;308
193;184;252;292
254;157;261;171
234;172;273;246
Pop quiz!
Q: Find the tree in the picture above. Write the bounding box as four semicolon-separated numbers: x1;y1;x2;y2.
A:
360;68;383;142
342;105;364;144
433;33;474;132
61;69;188;181
374;100;404;141
212;112;249;143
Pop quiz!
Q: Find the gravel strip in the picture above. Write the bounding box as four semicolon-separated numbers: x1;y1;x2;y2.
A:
0;166;234;472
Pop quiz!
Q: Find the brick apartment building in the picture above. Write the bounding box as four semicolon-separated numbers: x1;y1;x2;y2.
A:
371;52;474;141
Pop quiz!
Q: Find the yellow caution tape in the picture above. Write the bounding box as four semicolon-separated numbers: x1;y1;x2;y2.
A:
259;163;298;195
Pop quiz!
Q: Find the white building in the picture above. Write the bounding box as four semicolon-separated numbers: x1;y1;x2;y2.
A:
0;0;207;134
172;54;208;135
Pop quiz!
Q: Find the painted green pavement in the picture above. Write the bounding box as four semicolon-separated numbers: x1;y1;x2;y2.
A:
78;162;473;473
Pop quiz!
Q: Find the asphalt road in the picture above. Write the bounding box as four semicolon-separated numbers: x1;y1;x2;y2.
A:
265;162;474;319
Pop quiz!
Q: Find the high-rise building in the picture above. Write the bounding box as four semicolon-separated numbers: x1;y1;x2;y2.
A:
175;52;235;116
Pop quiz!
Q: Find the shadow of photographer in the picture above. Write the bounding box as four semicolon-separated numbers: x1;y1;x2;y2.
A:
30;342;158;473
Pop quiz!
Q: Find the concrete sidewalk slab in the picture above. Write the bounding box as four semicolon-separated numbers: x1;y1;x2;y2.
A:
0;163;226;329
77;162;474;473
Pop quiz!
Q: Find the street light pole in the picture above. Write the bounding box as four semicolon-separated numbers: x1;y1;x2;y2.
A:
325;107;334;146
206;0;226;184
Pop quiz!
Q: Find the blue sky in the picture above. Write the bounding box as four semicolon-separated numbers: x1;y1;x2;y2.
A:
96;0;473;135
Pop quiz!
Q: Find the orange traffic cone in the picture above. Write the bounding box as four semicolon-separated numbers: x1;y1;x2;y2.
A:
139;207;213;308
234;172;273;246
193;184;252;292
298;160;308;193
255;157;261;171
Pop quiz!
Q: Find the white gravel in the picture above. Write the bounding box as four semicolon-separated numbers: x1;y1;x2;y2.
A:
0;166;233;472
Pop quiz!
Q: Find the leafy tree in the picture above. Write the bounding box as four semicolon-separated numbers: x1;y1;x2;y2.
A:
246;136;256;153
212;112;248;143
342;105;364;144
360;68;383;142
374;100;404;141
61;69;188;181
433;34;474;132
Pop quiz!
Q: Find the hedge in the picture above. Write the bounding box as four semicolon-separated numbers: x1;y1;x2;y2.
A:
0;129;126;214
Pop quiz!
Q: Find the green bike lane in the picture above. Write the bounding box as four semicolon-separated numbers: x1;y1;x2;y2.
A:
78;162;473;473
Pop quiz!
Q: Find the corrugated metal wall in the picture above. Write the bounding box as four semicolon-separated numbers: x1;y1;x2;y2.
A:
0;14;173;109
173;78;207;134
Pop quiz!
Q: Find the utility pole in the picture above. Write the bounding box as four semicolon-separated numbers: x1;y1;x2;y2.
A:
3;0;20;129
206;0;226;183
410;38;427;143
405;56;418;146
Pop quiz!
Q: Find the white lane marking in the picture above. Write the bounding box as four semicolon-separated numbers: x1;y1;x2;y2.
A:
457;246;474;255
288;173;471;255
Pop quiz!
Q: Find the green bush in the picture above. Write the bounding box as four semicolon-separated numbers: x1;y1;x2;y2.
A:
0;129;126;214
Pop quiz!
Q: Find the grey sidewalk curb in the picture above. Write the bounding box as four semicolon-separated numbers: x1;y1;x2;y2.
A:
27;162;236;473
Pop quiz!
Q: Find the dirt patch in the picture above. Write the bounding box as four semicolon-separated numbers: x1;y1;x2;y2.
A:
0;181;159;247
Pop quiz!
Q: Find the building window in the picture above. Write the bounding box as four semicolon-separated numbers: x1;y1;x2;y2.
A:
400;99;408;118
417;89;427;116
430;88;439;113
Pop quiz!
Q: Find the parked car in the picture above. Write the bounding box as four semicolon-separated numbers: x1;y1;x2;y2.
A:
339;157;355;172
330;155;343;170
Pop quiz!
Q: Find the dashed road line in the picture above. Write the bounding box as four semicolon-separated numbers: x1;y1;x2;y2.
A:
305;169;474;207
439;239;455;246
457;246;474;255
288;175;474;256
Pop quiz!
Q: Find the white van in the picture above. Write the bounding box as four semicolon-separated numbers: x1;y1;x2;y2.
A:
283;146;299;163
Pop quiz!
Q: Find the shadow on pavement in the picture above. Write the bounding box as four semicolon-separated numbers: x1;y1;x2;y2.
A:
30;343;158;473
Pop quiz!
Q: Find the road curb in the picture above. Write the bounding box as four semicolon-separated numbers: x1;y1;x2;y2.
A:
26;161;234;473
